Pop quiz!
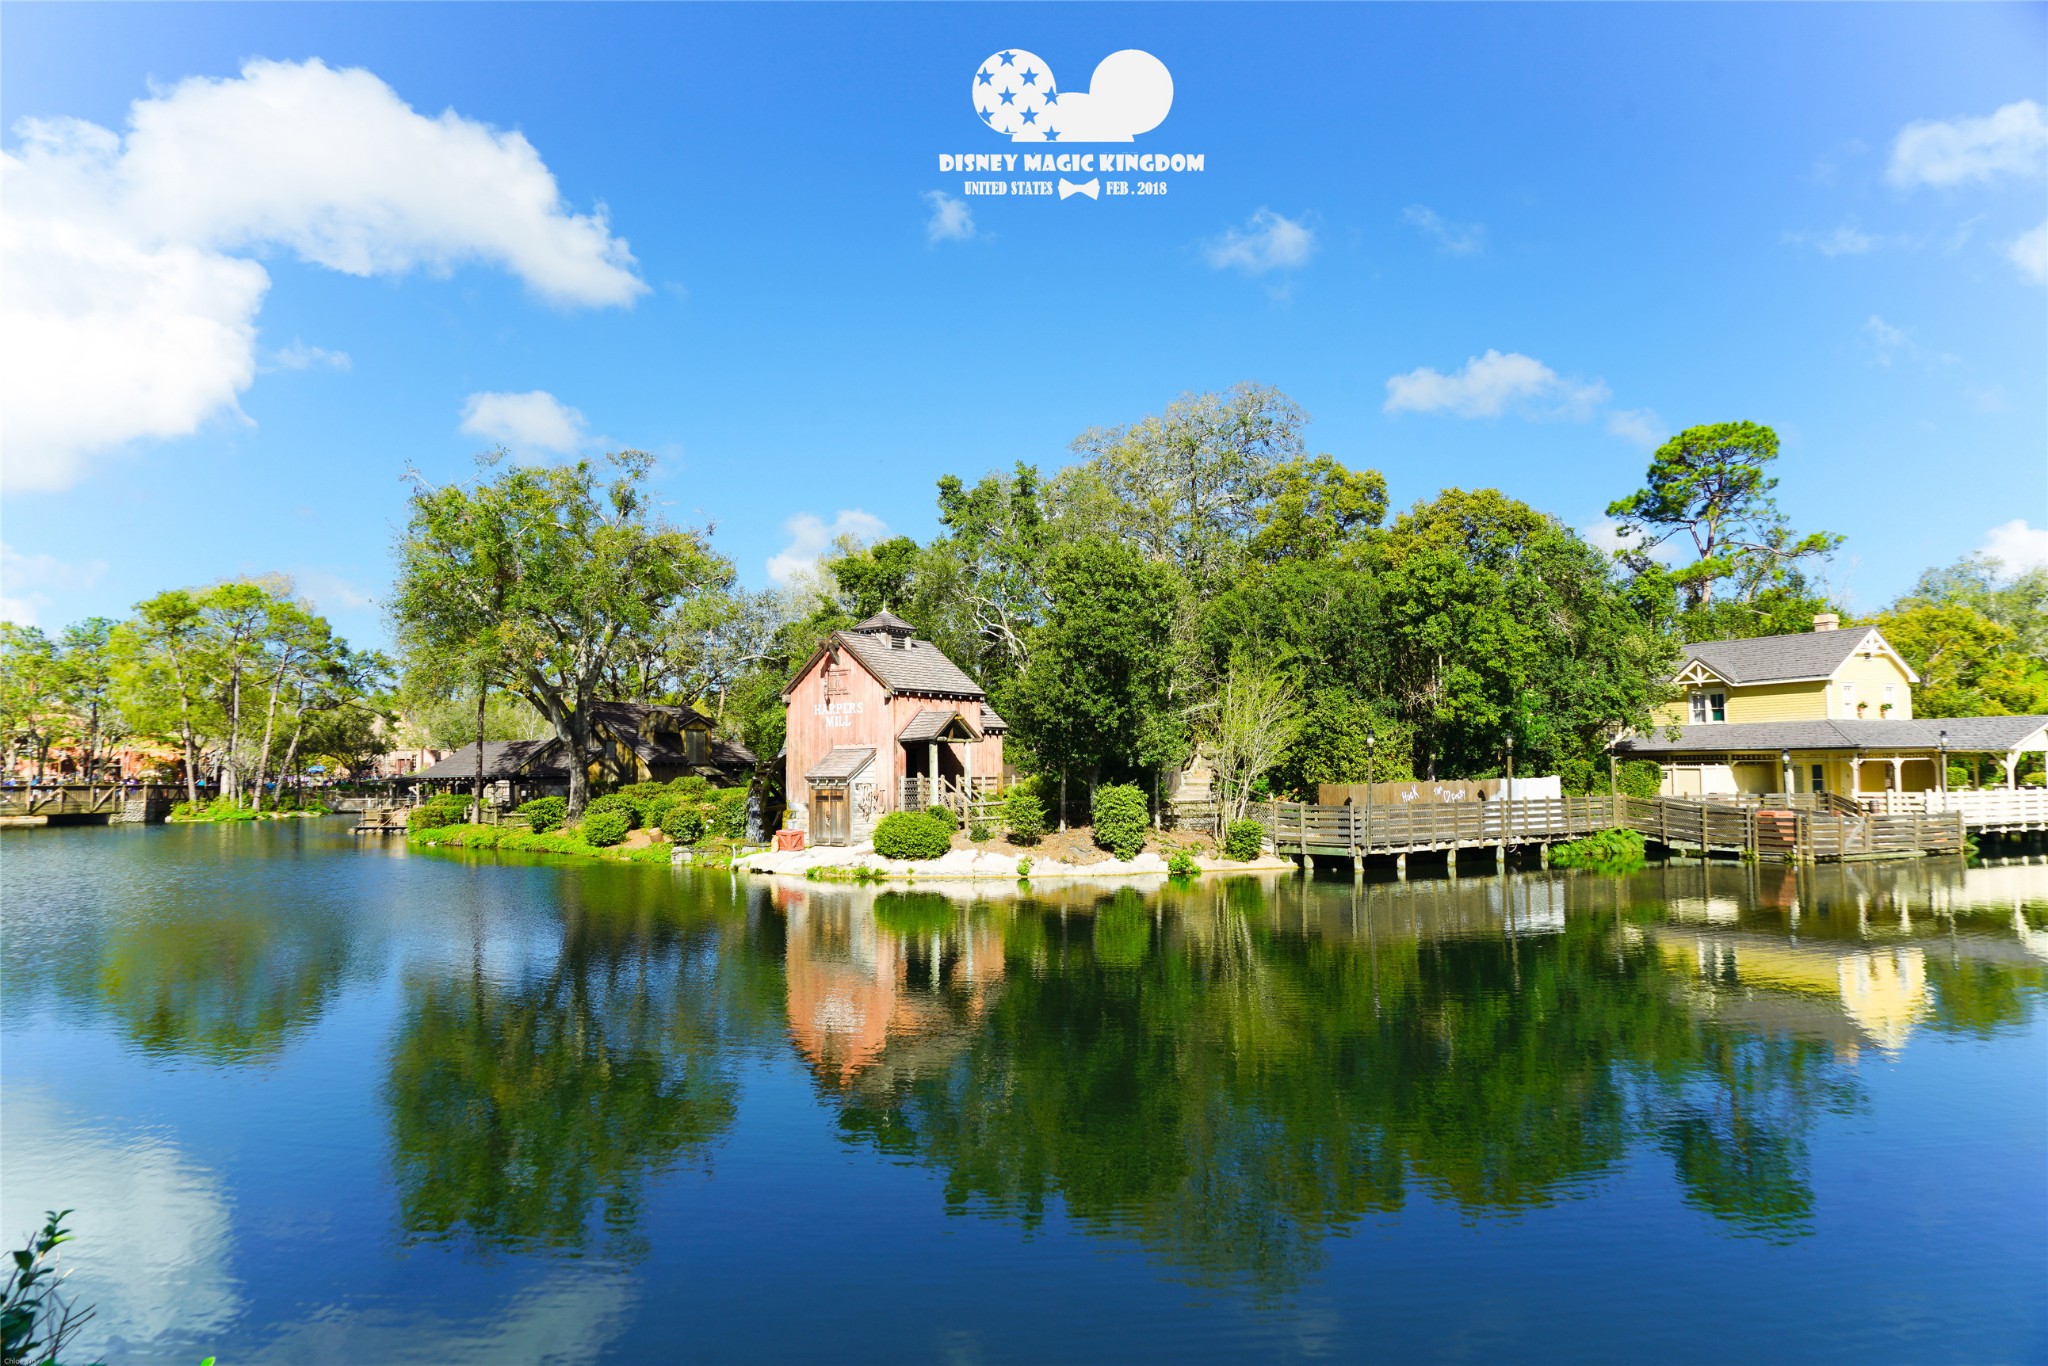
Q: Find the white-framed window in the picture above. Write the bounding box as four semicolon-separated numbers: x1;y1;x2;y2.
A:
1690;691;1726;724
1883;684;1897;712
1841;682;1856;716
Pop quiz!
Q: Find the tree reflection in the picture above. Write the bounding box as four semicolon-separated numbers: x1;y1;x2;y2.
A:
385;883;782;1254
87;900;354;1062
805;880;1939;1294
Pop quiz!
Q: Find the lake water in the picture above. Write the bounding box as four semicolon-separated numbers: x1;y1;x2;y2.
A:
3;820;2045;1364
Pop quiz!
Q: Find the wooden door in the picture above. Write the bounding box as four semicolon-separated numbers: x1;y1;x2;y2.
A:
813;786;849;845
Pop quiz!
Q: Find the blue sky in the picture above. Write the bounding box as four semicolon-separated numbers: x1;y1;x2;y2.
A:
3;3;2043;652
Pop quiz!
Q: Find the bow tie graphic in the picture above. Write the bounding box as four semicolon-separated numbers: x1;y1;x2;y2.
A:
1057;177;1100;201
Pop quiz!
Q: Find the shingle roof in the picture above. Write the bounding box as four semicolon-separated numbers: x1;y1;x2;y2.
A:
1615;716;2048;756
1680;628;1878;685
413;739;564;781
852;610;915;636
805;745;876;781
897;707;979;743
834;629;986;699
979;704;1007;732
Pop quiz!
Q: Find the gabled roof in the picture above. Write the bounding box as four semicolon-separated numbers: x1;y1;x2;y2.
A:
897;707;980;743
1678;627;1917;686
805;745;876;781
413;739;565;781
979;704;1007;733
1615;716;2048;756
852;610;915;636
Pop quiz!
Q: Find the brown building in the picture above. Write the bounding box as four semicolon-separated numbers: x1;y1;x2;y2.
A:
781;612;1006;845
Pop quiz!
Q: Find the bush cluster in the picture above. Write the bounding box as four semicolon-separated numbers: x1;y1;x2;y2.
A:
925;804;961;835
708;786;749;839
661;804;706;844
1222;819;1265;861
1548;827;1647;871
518;796;567;835
408;794;474;833
1091;783;1149;860
1002;789;1046;845
580;808;633;847
872;810;953;860
1167;849;1200;878
968;819;992;843
582;793;641;830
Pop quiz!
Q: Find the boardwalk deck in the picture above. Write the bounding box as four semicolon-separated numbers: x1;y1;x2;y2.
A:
1252;793;1967;866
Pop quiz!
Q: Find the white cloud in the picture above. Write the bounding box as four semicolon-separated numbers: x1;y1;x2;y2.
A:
766;509;887;586
293;568;377;613
1;58;643;491
1401;204;1485;255
0;542;107;625
1203;209;1317;275
1864;314;1910;358
459;390;588;457
1783;222;1884;257
1605;408;1666;449
269;339;352;372
1981;519;2048;574
1382;349;1609;420
1886;99;2048;189
922;190;976;244
2008;219;2048;284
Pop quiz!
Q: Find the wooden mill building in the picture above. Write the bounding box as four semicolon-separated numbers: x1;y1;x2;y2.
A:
782;612;1006;845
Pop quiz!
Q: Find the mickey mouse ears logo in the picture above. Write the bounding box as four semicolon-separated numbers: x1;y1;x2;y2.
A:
973;49;1173;143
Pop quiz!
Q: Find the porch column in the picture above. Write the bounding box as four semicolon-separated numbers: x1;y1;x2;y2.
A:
1849;755;1862;796
928;740;939;797
1888;757;1904;792
2004;750;2020;789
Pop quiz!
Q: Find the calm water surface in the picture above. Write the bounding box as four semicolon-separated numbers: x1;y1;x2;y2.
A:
3;821;2045;1363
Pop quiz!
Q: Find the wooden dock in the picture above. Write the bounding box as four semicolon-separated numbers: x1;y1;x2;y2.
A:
0;784;178;825
1252;793;1968;869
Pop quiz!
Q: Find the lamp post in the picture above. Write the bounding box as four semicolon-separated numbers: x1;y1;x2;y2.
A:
1364;726;1376;848
1781;747;1795;796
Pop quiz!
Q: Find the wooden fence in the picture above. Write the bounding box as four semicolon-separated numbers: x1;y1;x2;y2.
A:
1857;788;2048;832
1253;793;1965;865
899;775;1002;821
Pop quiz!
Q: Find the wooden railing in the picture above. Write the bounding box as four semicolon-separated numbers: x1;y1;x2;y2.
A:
0;784;177;818
1253;793;1966;864
899;774;1001;819
1856;788;2048;830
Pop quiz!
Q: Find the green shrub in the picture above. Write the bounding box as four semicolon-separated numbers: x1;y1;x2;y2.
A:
968;820;992;843
1003;789;1046;846
1223;819;1264;861
872;811;952;860
583;793;640;829
1016;856;1032;878
926;804;961;835
581;809;633;846
409;795;474;832
1091;783;1149;860
668;775;713;800
1167;849;1199;878
518;796;567;835
1549;827;1647;871
708;787;749;839
643;793;680;827
661;803;706;845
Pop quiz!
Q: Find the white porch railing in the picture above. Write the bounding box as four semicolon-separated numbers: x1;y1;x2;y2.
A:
1858;788;2048;829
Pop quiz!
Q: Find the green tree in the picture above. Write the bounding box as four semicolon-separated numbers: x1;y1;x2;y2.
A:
1246;454;1387;564
1068;383;1310;590
118;589;212;801
1864;601;2048;717
1005;540;1185;814
1607;421;1840;611
392;451;732;815
55;617;124;788
0;624;64;782
1373;488;1674;783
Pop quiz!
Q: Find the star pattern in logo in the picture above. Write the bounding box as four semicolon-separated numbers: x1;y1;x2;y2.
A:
972;48;1058;142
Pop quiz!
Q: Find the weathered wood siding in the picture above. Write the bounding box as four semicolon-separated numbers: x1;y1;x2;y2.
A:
785;649;893;833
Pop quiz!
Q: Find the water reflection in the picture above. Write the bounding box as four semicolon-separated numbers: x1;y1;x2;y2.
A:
383;878;783;1255
762;863;2046;1292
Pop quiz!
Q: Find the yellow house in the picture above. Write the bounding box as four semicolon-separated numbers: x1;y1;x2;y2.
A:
1617;613;2048;797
